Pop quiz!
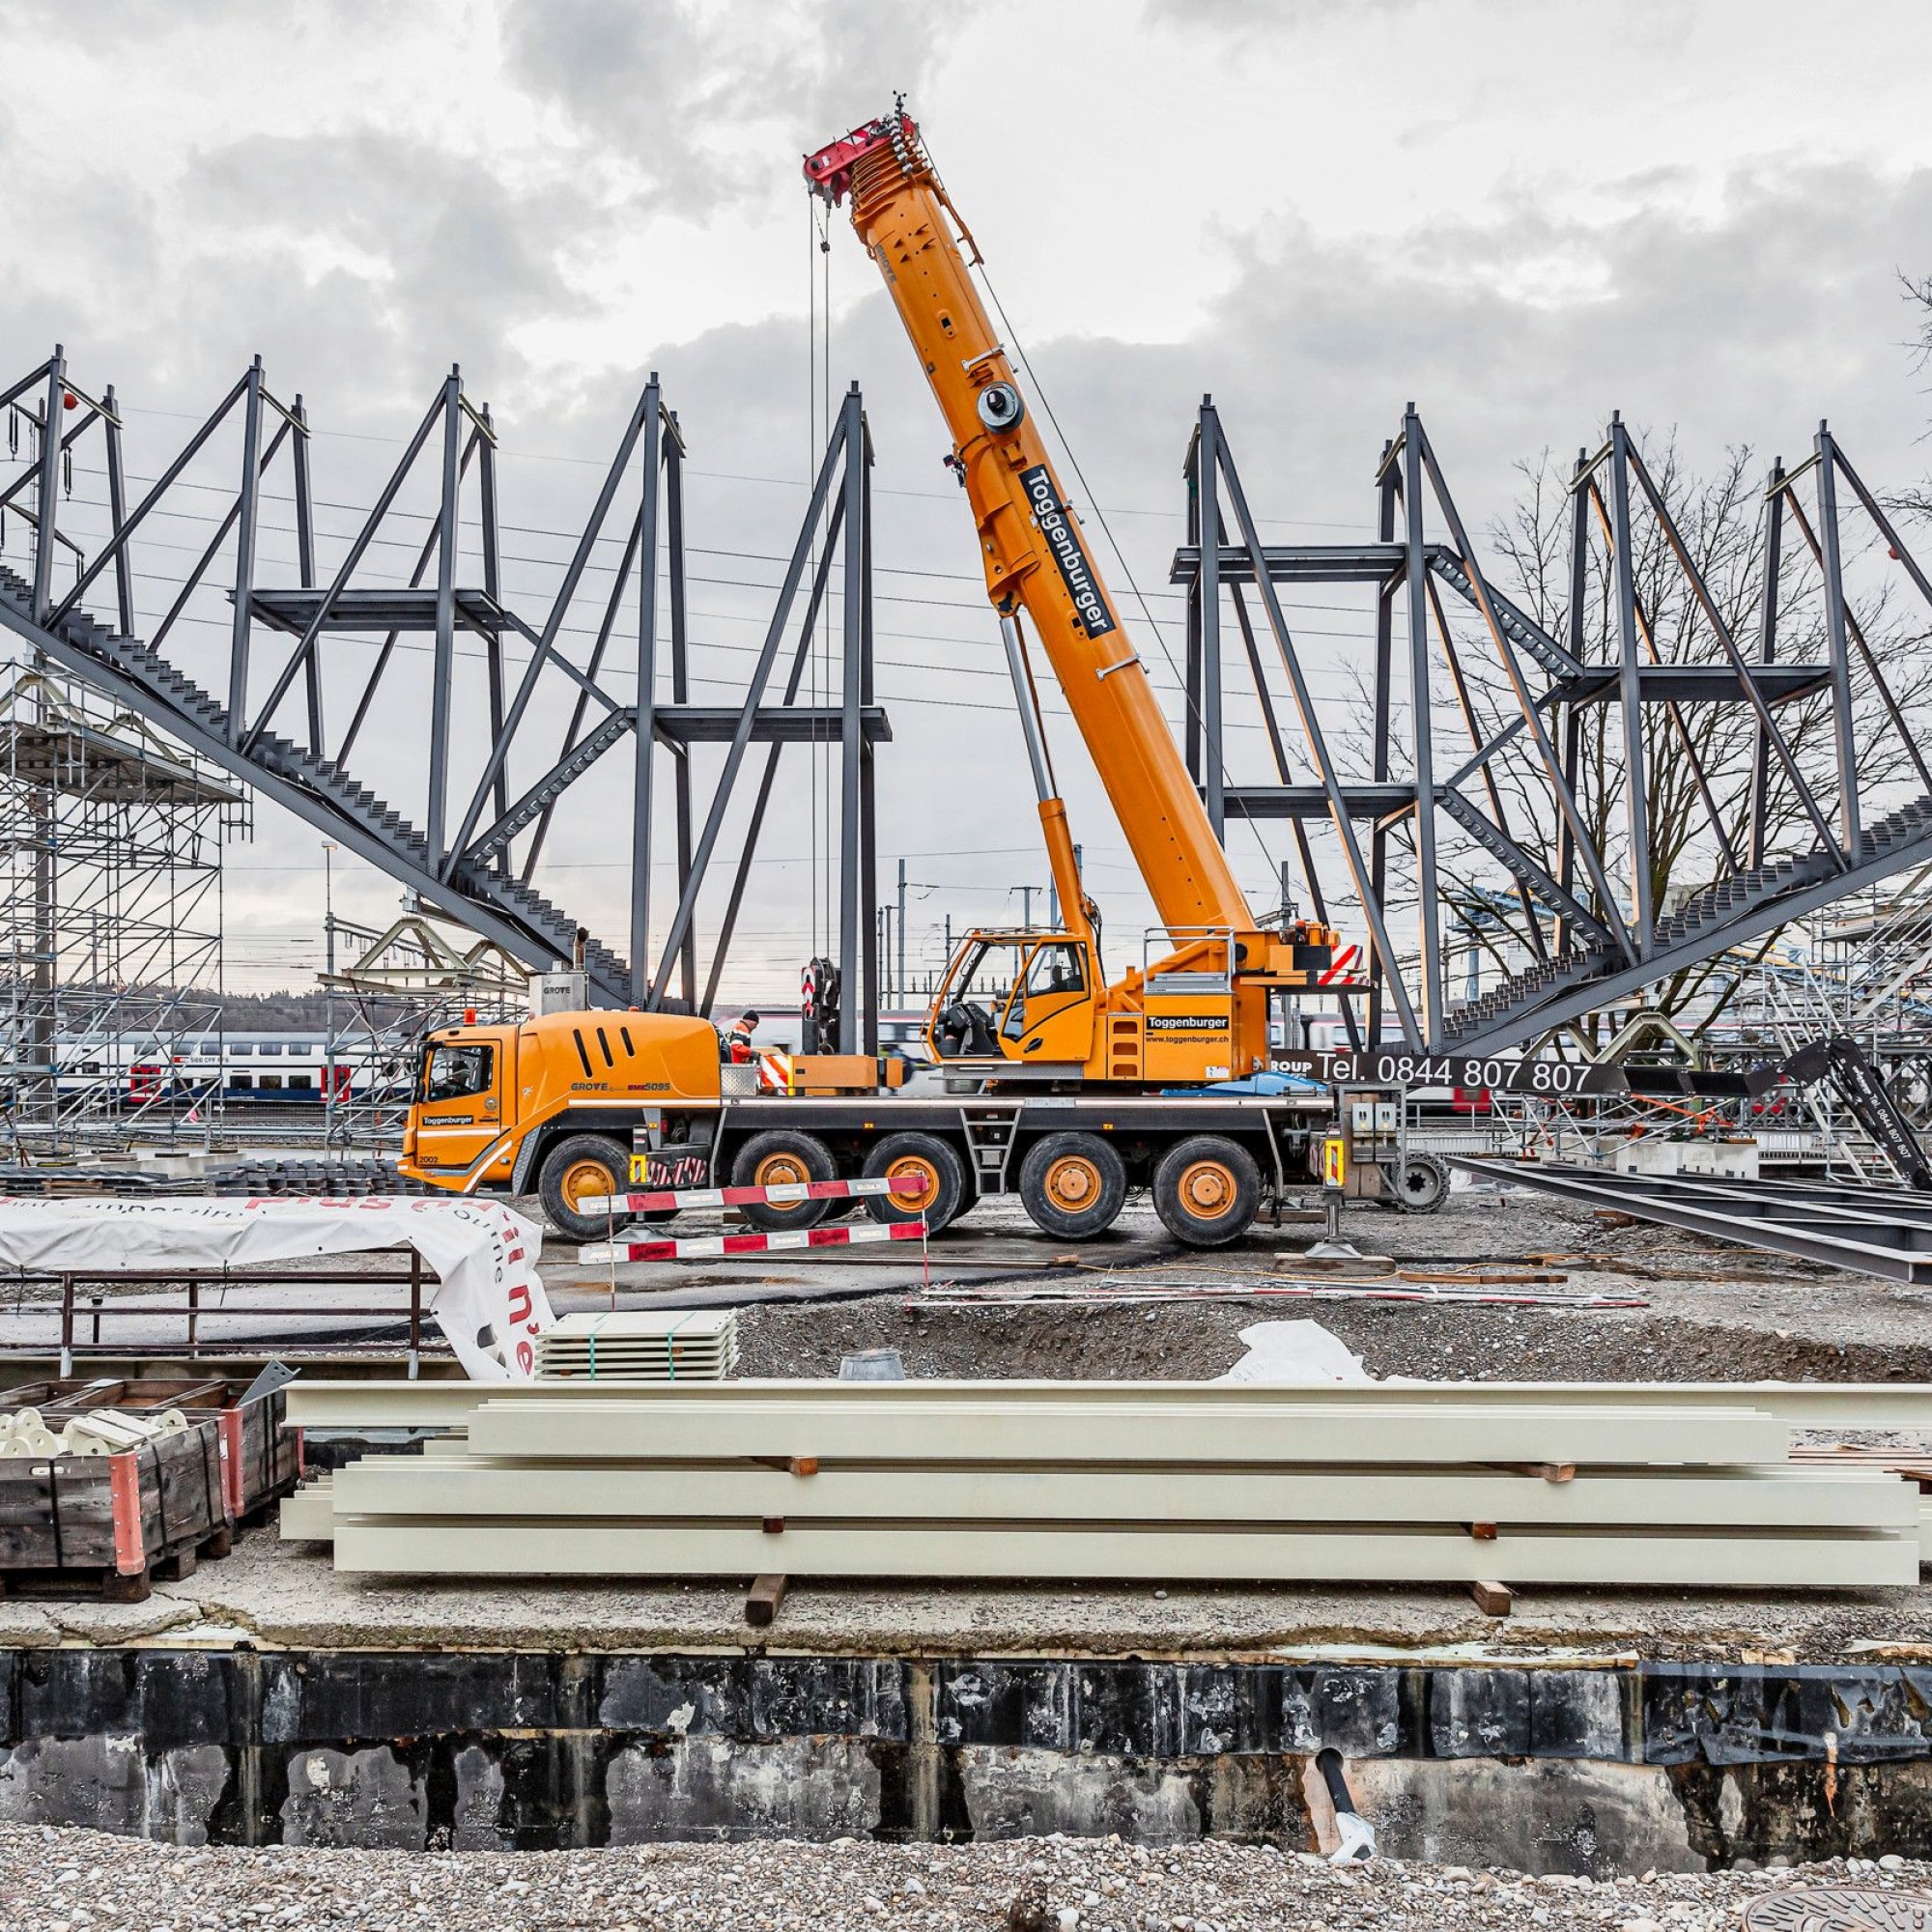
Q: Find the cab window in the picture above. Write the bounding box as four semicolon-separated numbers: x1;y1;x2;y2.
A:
1023;943;1086;998
420;1043;494;1103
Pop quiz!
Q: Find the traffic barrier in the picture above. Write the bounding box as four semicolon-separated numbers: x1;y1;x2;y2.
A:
580;1174;928;1216
579;1219;929;1264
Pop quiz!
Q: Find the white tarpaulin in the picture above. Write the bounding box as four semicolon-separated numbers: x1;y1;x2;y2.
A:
1214;1319;1372;1386
0;1195;554;1380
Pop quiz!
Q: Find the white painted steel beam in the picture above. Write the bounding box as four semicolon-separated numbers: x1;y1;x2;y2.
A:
328;1517;1921;1588
281;1378;1932;1432
465;1399;1784;1465
278;1478;335;1540
327;1457;1918;1530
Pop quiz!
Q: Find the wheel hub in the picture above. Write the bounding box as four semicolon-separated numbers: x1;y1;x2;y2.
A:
756;1155;809;1188
1046;1156;1099;1209
561;1161;609;1210
1179;1160;1234;1215
888;1158;938;1206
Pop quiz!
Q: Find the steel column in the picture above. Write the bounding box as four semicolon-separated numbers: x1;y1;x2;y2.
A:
838;384;867;1052
1401;406;1443;1033
632;375;663;1007
426;367;463;867
29;349;64;622
1198;400;1225;837
1814;424;1862;856
1605;416;1654;952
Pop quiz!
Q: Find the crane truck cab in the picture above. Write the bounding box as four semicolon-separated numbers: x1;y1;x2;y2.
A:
399;1009;723;1236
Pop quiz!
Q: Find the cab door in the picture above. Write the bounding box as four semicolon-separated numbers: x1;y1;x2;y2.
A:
412;1031;511;1175
1000;941;1097;1065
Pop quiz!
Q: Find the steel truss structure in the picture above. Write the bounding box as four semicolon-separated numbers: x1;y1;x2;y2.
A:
0;662;242;1147
0;349;888;1041
1178;400;1932;1056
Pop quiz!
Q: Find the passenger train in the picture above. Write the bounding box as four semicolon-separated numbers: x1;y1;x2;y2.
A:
46;1031;365;1106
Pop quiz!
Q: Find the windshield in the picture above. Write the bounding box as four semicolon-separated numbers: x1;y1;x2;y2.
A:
948;941;1023;1008
417;1041;494;1104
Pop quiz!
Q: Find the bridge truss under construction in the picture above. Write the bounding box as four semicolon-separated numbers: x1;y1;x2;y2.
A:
1178;399;1932;1059
1;338;1931;1116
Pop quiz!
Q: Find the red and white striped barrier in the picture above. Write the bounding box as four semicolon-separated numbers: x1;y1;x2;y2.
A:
579;1174;929;1216
580;1219;929;1264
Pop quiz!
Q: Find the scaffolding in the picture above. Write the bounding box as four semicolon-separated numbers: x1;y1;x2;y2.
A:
0;659;246;1150
315;907;526;1150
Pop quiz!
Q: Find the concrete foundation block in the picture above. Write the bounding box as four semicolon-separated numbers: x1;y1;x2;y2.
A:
279;1746;427;1850
1349;1756;1706;1876
0;1735;149;1834
605;1737;882;1843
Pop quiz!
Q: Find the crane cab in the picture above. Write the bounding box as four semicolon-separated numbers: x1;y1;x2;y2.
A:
927;931;1098;1072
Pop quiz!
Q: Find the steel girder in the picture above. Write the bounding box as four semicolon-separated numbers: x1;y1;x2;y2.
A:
1456;1157;1932;1285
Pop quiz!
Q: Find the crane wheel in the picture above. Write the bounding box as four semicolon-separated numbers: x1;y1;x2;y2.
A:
1394;1151;1451;1214
537;1134;630;1243
730;1130;837;1230
1018;1132;1127;1241
1152;1135;1261;1248
861;1133;970;1233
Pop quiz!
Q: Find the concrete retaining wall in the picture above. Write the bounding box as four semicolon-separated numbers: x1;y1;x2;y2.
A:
5;1650;1931;1871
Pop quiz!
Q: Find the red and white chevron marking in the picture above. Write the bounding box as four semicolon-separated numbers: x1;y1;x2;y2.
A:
579;1218;929;1264
1318;946;1364;986
579;1173;929;1216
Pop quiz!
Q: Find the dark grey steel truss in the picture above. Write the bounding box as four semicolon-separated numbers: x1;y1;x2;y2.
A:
0;348;886;1031
1177;399;1932;1055
1455;1157;1932;1286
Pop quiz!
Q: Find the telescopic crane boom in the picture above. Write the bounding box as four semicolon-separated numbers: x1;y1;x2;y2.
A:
805;106;1350;1089
805;106;1255;943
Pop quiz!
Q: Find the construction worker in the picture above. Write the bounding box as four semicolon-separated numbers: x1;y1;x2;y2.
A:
723;1009;760;1064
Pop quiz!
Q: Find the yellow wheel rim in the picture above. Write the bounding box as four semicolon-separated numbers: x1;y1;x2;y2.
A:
884;1156;940;1208
1177;1159;1236;1218
754;1152;811;1189
1045;1154;1101;1211
561;1159;611;1211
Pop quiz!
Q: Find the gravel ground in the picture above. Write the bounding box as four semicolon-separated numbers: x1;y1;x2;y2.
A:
6;1827;1929;1930
713;1189;1932;1383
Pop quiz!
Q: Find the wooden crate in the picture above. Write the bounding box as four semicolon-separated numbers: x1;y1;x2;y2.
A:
0;1418;227;1601
0;1377;300;1521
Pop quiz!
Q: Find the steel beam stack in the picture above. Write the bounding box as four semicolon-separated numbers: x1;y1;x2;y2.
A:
281;1378;1929;1590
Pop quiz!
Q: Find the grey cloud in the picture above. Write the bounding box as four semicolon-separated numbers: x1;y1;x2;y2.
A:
498;0;986;213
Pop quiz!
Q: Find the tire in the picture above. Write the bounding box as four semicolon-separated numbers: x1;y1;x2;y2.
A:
1017;1132;1128;1240
1394;1151;1451;1213
536;1134;630;1243
1151;1135;1261;1248
862;1132;970;1233
730;1129;837;1230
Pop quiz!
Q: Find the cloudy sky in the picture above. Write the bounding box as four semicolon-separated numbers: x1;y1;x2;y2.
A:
6;0;1932;1000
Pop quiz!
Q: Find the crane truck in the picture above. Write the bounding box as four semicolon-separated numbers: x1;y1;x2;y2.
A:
396;104;1450;1245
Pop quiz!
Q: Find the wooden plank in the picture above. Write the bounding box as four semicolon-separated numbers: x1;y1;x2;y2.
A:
328;1518;1921;1588
746;1574;788;1627
1471;1580;1513;1617
465;1399;1786;1467
325;1459;1920;1531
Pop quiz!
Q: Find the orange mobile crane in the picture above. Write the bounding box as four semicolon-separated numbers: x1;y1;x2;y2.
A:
395;107;1447;1249
806;106;1343;1093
